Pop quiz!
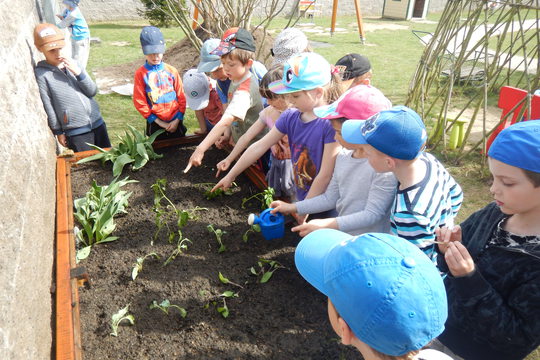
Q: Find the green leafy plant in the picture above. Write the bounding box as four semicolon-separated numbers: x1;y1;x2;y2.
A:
241;187;275;209
110;304;135;337
163;235;192;266
242;224;261;242
77;125;164;177
74;177;137;260
149;299;187;318
194;182;238;200
152;178;207;244
250;258;286;284
131;252;159;280
207;224;227;253
218;272;244;289
216;291;238;318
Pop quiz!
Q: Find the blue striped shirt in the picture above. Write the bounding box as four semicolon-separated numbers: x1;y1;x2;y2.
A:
391;152;463;265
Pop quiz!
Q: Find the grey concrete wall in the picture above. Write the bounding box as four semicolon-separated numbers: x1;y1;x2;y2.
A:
0;0;57;359
59;0;448;22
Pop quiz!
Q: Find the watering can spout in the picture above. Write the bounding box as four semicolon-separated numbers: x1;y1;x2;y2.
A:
247;208;285;240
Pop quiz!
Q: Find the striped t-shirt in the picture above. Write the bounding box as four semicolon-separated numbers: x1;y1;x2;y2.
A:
390;152;463;264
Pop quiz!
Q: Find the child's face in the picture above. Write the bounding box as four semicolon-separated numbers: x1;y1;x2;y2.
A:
331;120;360;152
267;96;288;112
221;56;250;82
43;47;64;67
286;89;320;113
488;157;540;215
363;145;392;173
327;299;342;338
209;65;228;81
145;53;163;66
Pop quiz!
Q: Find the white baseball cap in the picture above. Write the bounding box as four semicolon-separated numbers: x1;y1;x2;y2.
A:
183;69;210;110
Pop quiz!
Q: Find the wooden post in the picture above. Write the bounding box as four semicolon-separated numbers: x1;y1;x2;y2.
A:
330;0;339;36
353;0;366;43
191;0;201;30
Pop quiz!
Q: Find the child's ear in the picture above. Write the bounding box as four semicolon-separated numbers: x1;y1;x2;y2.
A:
338;317;354;345
246;59;254;68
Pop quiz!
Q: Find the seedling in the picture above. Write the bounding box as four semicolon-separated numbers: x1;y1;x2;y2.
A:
241;187;275;209
207;224;226;253
152;178;207;244
216;291;238;318
74;176;137;260
131;252;159;280
250;258;286;283
110;304;135;337
77;125;164;176
242;224;261;242
218;272;244;289
194;182;238;200
163;235;192;266
149;299;187;318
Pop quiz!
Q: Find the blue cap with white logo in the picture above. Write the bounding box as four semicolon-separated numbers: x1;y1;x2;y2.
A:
342;105;428;160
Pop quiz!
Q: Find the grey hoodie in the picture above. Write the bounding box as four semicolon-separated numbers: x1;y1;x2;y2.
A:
34;60;103;137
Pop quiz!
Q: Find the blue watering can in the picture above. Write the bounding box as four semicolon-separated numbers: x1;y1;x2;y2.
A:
247;208;285;241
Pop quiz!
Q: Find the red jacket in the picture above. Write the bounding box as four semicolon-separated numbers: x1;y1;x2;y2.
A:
133;61;186;123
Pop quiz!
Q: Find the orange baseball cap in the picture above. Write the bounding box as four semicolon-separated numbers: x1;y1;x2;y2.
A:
34;23;65;52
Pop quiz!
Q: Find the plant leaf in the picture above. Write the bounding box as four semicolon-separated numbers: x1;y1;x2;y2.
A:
112;153;135;177
218;272;229;284
76;246;92;262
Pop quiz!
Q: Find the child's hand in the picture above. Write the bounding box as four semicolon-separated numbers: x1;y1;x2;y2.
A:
269;200;295;215
212;175;234;192
215;134;230;149
435;225;462;254
166;119;179;133
56;134;68;147
215;158;232;178
445;241;475;277
292;218;336;237
60;57;81;76
183;147;205;173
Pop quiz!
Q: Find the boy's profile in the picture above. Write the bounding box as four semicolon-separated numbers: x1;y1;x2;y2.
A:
434;120;540;360
295;228;451;360
185;27;265;172
133;26;187;141
33;23;111;152
335;53;372;90
342;106;463;265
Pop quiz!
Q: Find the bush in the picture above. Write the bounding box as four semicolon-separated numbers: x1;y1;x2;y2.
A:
137;0;181;28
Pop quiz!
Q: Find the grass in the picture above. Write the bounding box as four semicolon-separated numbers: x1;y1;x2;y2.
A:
85;15;540;360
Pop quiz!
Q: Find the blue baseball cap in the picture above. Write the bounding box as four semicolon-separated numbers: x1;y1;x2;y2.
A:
140;26;165;55
488;119;540;173
197;38;222;73
342;105;427;160
269;52;331;94
295;229;447;356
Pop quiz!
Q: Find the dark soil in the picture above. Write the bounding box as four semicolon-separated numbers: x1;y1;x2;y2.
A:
71;145;357;360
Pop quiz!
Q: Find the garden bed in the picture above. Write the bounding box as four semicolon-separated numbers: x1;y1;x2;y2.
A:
69;145;357;359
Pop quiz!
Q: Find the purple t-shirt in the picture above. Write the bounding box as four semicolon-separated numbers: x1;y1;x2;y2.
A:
275;109;336;200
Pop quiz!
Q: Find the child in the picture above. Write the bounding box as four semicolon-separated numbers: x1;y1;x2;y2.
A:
182;69;223;135
270;85;396;236
56;0;90;69
33;23;111;152
295;229;451;360
197;37;267;107
434;120;540;360
271;28;310;65
335;53;372;90
184;28;266;172
133;26;187;141
342;106;463;265
216;65;295;198
211;52;342;203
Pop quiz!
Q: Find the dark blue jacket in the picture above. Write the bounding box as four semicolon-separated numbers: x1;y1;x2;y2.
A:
438;202;540;360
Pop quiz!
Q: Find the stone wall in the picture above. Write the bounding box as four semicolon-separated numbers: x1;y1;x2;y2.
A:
62;0;448;22
0;1;57;359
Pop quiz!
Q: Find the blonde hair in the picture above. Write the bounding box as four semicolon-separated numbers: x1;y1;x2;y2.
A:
324;71;344;103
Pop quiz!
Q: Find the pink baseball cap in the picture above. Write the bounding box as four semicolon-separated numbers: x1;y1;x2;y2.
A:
314;85;391;120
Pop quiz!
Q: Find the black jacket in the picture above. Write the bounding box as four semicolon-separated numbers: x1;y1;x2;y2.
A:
437;202;540;360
